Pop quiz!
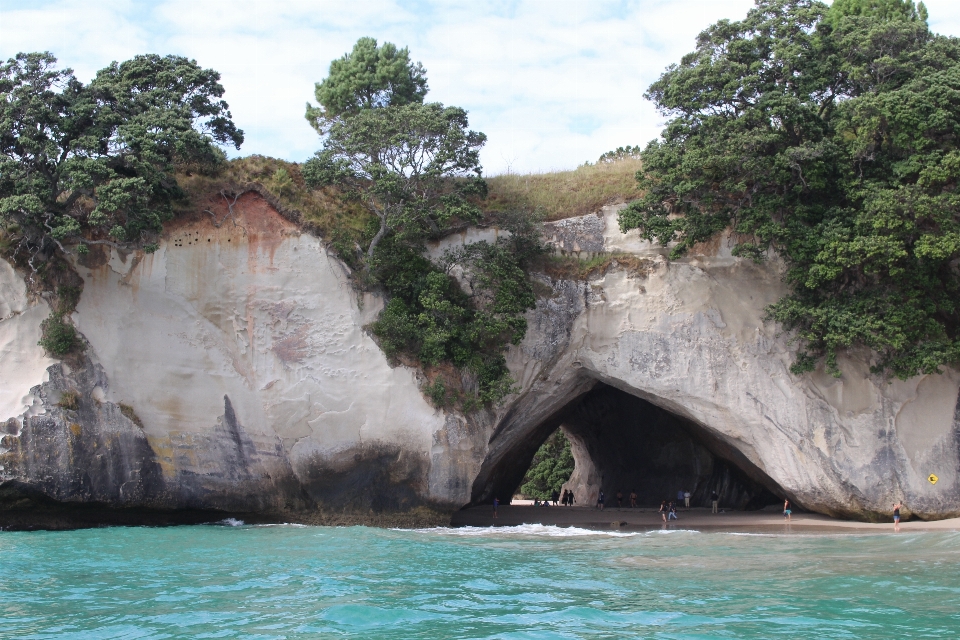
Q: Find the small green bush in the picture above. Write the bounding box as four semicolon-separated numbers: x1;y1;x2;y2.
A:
423;379;447;407
38;313;80;356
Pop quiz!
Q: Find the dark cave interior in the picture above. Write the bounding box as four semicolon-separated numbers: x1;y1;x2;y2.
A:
477;383;783;510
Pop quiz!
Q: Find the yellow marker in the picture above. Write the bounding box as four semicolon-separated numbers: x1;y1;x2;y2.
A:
928;474;939;485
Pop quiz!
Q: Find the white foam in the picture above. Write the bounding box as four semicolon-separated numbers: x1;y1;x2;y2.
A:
410;523;641;537
649;529;701;535
217;518;246;527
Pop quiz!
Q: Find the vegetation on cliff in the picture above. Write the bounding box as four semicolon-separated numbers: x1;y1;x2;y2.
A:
484;158;641;222
303;38;543;406
0;52;243;260
519;430;575;500
620;0;960;378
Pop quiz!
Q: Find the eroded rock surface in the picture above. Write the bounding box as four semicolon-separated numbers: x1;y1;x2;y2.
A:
2;198;959;526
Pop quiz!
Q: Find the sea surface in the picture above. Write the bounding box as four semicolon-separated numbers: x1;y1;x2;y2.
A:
1;521;958;639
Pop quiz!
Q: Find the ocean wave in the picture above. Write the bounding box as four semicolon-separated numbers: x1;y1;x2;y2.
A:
216;518;246;527
409;523;642;537
648;529;701;535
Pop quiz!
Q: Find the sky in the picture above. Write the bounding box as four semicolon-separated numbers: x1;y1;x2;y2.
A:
2;0;960;175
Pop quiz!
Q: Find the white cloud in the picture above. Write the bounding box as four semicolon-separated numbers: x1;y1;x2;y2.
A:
1;0;959;174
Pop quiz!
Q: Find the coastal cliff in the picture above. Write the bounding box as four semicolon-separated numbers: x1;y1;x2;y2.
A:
2;193;958;527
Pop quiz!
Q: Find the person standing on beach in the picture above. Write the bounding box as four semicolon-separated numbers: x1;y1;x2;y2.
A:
597;490;605;510
893;501;902;531
616;489;623;510
493;497;499;519
783;499;792;521
552;490;560;506
711;490;719;514
630;490;637;508
683;490;691;509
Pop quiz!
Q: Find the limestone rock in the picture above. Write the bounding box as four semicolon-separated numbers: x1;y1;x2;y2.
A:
2;197;958;525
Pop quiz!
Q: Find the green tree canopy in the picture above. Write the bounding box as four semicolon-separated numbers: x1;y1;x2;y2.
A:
305;37;428;130
826;0;927;25
619;0;960;378
303;101;487;258
0;52;243;259
520;430;575;500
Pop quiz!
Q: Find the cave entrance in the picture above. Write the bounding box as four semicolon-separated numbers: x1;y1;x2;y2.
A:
477;383;782;510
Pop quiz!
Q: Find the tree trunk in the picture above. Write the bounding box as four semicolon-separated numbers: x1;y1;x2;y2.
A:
366;214;388;260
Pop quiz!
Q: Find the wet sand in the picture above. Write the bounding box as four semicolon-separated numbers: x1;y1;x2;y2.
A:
451;504;960;533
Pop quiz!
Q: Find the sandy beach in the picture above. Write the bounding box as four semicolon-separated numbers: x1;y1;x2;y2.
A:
451;503;960;533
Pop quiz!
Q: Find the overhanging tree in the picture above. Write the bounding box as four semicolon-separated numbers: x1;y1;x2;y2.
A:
0;52;243;263
302;38;538;406
620;0;960;378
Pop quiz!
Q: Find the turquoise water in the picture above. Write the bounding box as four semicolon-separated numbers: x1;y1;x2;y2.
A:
1;522;959;639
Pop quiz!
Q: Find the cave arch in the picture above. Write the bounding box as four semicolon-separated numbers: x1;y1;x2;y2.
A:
471;378;782;510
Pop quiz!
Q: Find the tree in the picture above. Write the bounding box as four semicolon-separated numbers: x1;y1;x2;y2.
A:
0;52;243;261
520;431;575;500
302;39;538;406
303;102;486;258
826;0;928;25
619;0;960;378
304;37;428;130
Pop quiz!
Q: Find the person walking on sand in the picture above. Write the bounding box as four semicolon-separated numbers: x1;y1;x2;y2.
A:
493;497;499;519
597;490;605;510
783;499;792;521
630;490;638;509
893;501;903;532
711;490;719;514
569;491;576;506
659;500;667;523
668;501;678;520
683;490;691;509
616;489;623;510
552;490;560;506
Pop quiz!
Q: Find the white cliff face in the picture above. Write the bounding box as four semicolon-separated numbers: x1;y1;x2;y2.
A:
62;193;455;509
0;258;54;427
484;205;960;519
3;197;959;521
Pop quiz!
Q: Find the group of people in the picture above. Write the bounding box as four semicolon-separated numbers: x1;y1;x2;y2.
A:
496;490;908;530
593;489;640;510
658;500;679;522
532;489;577;507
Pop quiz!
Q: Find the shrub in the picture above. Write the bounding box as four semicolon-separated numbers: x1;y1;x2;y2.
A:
39;313;80;356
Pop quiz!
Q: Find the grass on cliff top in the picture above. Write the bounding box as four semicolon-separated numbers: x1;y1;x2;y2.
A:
483;158;642;222
177;155;373;245
533;252;654;282
175;155;644;250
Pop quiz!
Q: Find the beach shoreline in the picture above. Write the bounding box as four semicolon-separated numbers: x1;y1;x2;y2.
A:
451;505;960;533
